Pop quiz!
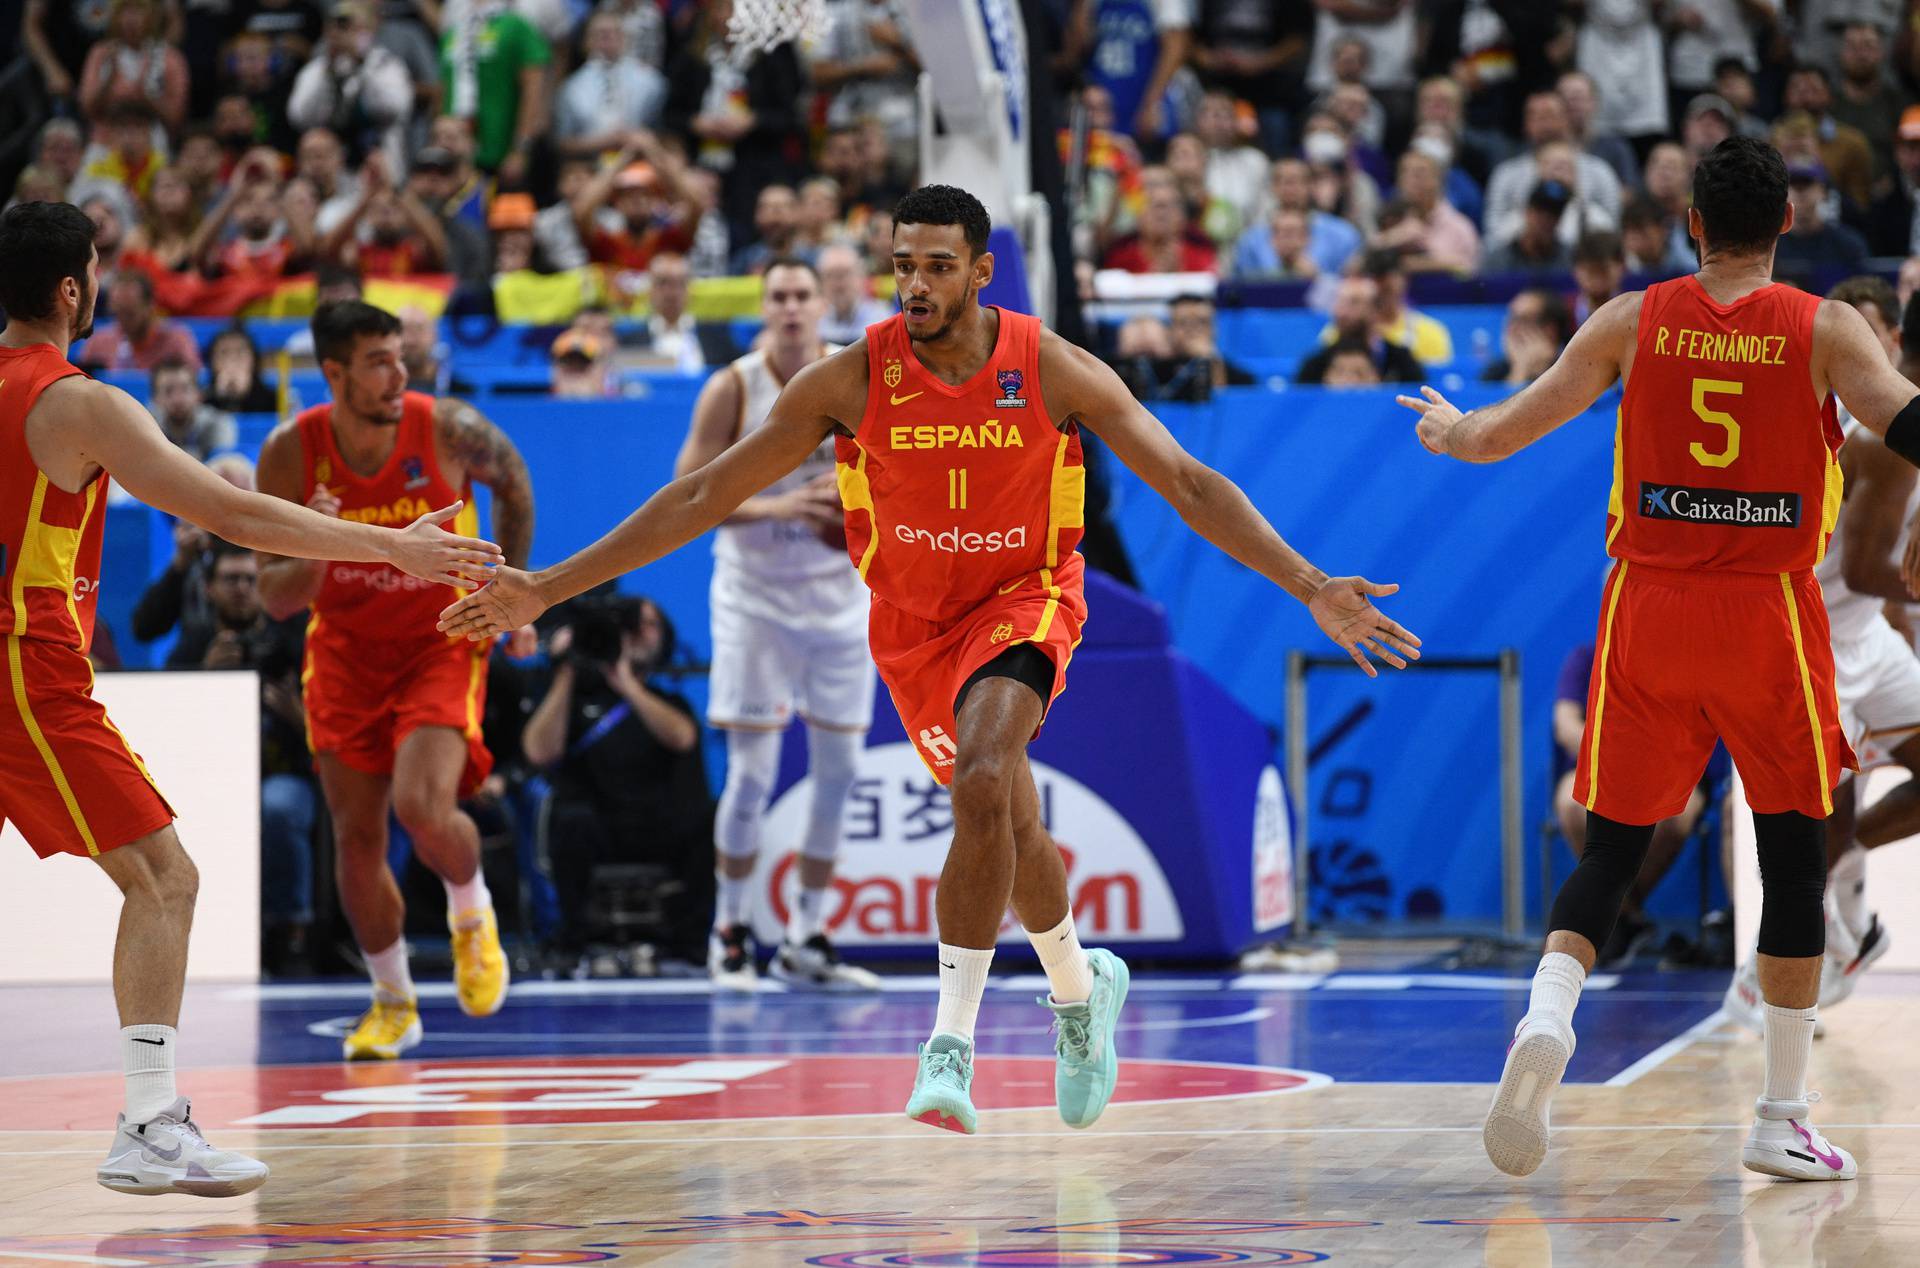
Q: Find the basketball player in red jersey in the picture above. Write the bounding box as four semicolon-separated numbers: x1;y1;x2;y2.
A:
0;202;500;1195
256;301;535;1061
1399;138;1920;1182
440;185;1421;1133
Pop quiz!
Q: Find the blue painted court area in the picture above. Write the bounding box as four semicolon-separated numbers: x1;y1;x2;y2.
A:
1;967;1726;1088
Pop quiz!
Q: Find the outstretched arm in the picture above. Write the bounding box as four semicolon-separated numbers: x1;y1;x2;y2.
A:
1397;292;1639;462
1040;332;1419;675
439;347;864;639
674;365;840;527
1817;299;1920;441
436;397;535;567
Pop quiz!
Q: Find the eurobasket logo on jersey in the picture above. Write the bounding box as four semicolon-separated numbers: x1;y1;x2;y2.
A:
402;455;430;490
883;358;904;389
1638;482;1802;527
995;368;1027;408
755;743;1185;944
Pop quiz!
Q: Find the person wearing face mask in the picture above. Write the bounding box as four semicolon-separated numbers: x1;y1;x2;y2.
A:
1300;115;1380;236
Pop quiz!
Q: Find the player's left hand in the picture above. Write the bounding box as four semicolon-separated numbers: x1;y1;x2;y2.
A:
501;625;538;659
1395;385;1464;455
1308;576;1422;678
439;566;549;642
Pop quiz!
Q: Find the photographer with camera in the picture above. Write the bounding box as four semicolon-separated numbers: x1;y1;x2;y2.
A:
163;540;316;975
521;592;714;969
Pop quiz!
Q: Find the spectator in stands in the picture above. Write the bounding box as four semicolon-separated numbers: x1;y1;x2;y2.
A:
407;145;494;285
1832;23;1908;182
126;167;204;273
211;93;265;164
1192;0;1315;154
1577;0;1669;147
1774;161;1869;278
236;0;323;64
1358;248;1452;365
550;329;617;398
601;0;668;69
1236;158;1361;277
133;519;213;644
439;0;552;184
77;0;188;132
1306;0;1416;114
1867;108;1920;257
1192;89;1269;230
221;29;300;153
164;540;316;975
188;153;307;284
77;271;201;373
320;152;450;277
1484;91;1624;251
536;159;595;271
81;192;135;295
1483;180;1577;274
1301;112;1381;235
1102;181;1220;273
796;177;846;259
1619;195;1694;275
732;184;805;274
665;0;810;247
1679;93;1736;164
397;305;454;395
634;253;723;371
818;242;891;345
23;0;110;106
575;142;700;289
1071;0;1192;140
1406;122;1486;229
1638;141;1694;256
682;165;733;279
1556;70;1637;186
288;0;414;171
1413;75;1505;190
294;127;360;238
1319;43;1390;153
862;210;894;277
1481;288;1574;384
1167;294;1256;390
32;120;86;196
1570;230;1626;326
488;192;539;273
373;2;444;141
523;593;711;966
1112;312;1220;402
1321;338;1384;387
206;326;283;414
1711;58;1770;140
148;359;238;460
814;0;921;160
75;101;165;204
1249;208;1320;281
1166;133;1243;247
1669;8;1773;134
422;116;491;229
1376;149;1479;274
5;165;65;211
818;123;904;235
1295;275;1423;383
556;9;668;158
1783;63;1874;210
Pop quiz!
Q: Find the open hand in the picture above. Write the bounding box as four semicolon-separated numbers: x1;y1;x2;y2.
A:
439;566;549;642
390;500;504;586
1308;576;1422;678
1395;385;1465;455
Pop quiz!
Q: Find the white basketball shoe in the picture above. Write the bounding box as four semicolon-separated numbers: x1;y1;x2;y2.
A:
1483;1014;1575;1177
1743;1094;1858;1181
97;1098;269;1197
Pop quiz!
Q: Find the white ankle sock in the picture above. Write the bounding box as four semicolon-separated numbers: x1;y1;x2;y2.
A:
1830;846;1869;941
444;870;492;922
121;1025;177;1124
715;872;753;929
787;886;830;943
1763;1002;1817;1104
364;938;414;1004
932;943;994;1043
1026;914;1094;1004
1526;951;1585;1030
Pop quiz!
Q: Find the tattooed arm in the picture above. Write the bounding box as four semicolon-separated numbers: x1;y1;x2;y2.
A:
435;397;535;568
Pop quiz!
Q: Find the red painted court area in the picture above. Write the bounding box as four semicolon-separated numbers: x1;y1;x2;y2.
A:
0;1054;1322;1130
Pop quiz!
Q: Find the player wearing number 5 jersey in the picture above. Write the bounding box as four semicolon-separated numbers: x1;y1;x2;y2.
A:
1400;137;1920;1185
439;184;1420;1137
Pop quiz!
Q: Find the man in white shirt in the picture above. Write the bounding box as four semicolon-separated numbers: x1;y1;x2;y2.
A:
555;10;667;158
816;242;891;345
1483;92;1624;250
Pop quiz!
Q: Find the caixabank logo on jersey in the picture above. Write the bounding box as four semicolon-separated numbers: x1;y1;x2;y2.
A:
1637;482;1802;526
752;743;1184;946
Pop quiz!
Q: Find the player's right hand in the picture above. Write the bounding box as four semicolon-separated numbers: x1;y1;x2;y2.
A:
439;566;549;642
390;501;505;587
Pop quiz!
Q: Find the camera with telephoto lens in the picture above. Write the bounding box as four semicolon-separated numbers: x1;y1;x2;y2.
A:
561;593;639;668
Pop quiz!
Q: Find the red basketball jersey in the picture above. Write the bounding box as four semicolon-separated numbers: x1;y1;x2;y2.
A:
838;308;1084;623
1608;276;1843;572
295;391;480;668
0;345;103;653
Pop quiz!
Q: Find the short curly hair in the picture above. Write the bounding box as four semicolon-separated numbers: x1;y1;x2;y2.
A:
1691;137;1788;258
891;185;992;257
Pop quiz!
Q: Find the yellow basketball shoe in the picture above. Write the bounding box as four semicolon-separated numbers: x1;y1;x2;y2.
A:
451;906;510;1017
342;997;422;1061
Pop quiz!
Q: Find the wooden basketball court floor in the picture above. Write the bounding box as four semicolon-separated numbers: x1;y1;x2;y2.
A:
2;959;1917;1267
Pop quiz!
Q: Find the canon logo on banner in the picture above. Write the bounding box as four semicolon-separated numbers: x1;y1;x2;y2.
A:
752;743;1183;946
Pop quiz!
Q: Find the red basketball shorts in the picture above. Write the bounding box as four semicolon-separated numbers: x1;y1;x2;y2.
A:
303;634;493;795
869;554;1087;785
1573;561;1854;824
0;636;175;859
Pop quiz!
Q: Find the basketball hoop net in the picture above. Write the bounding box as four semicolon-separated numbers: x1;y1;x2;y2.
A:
728;0;826;63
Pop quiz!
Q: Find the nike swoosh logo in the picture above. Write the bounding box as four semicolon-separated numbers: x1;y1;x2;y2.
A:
131;1037;167;1046
997;578;1025;595
144;1141;183;1162
940;961;957;970
1792;1120;1846;1170
890;391;925;405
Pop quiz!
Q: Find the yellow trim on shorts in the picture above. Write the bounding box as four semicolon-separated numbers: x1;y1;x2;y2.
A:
464;645;486;740
5;635;99;856
1582;561;1629;812
1781;571;1834;816
835;447;878;579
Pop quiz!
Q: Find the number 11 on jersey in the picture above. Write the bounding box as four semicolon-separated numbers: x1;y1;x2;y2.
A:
948;467;969;510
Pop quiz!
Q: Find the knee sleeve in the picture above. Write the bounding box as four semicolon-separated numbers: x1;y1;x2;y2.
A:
715;728;782;861
1755;810;1827;958
1548;811;1654;952
800;725;864;863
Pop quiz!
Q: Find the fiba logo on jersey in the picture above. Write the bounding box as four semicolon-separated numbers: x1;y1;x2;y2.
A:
883;359;904;389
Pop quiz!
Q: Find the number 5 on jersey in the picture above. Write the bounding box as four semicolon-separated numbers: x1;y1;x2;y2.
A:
1690;378;1742;468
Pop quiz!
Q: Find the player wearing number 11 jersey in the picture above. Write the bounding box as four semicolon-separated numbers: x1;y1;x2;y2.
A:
1400;137;1920;1185
439;184;1420;1137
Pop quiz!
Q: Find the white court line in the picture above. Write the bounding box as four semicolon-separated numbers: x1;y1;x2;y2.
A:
0;1253;149;1266
6;1122;1920;1158
1604;1010;1730;1087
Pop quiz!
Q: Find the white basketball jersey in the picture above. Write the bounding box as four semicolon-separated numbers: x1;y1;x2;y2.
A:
1818;410;1920;646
